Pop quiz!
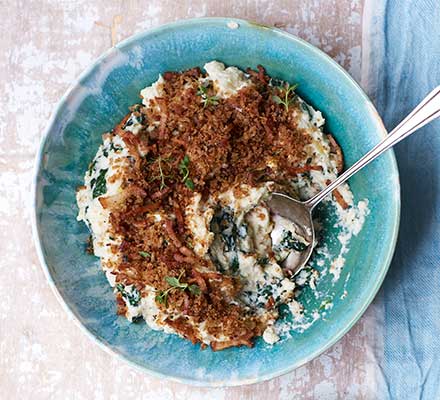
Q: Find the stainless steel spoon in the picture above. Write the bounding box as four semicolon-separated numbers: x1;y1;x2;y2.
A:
268;85;440;274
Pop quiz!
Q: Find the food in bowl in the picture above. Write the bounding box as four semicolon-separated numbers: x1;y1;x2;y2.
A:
76;61;369;350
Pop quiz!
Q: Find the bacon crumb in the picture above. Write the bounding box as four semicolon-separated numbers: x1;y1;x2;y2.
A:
211;338;253;351
327;134;344;173
151;187;171;200
326;179;349;209
189;271;208;293
164;219;183;248
266;296;275;310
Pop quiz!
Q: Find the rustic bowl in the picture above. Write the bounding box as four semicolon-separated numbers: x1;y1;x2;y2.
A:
32;18;400;386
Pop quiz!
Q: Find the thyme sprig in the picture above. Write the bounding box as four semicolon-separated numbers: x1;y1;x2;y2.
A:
148;155;174;190
155;271;201;306
272;83;298;111
197;84;219;108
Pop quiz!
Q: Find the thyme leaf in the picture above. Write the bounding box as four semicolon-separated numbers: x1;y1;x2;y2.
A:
165;275;184;288
179;155;190;181
179;155;194;190
184;178;195;190
188;284;201;295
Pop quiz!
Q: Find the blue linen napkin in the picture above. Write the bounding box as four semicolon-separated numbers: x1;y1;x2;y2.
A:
364;1;440;398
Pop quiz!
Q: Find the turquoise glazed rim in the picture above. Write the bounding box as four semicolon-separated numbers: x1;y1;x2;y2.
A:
32;18;400;386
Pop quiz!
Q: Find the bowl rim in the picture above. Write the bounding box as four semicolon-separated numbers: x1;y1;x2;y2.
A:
31;17;401;387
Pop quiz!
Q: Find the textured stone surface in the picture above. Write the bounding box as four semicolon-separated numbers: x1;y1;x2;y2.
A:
1;1;381;398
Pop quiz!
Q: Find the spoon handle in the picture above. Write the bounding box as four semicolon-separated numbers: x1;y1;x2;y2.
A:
305;85;440;209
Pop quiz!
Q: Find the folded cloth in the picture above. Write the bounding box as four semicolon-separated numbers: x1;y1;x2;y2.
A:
363;0;440;398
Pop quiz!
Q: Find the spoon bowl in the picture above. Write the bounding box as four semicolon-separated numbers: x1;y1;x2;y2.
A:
267;193;314;273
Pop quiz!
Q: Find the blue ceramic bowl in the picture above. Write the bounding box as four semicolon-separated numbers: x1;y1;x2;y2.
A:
33;18;400;386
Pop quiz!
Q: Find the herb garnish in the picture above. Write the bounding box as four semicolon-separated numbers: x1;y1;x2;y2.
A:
149;156;174;190
184;178;195;190
116;283;141;306
139;251;151;258
179;155;195;190
197;84;219;107
91;168;108;198
155;271;201;306
272;83;298;111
